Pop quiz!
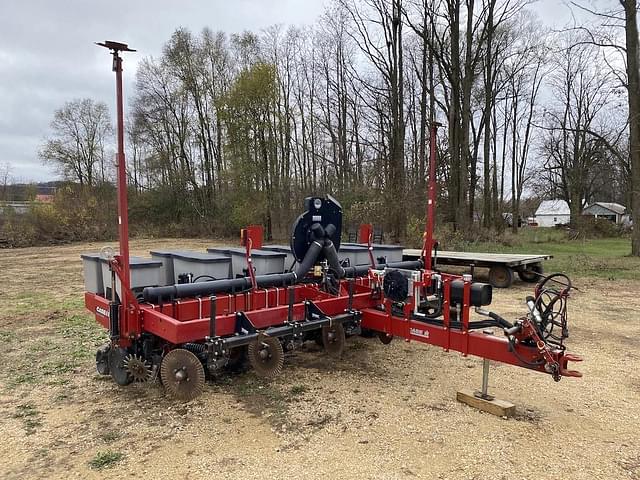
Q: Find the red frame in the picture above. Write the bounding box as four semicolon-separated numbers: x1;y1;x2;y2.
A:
85;270;581;379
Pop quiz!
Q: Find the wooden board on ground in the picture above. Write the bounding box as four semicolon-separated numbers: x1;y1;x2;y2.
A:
456;389;516;417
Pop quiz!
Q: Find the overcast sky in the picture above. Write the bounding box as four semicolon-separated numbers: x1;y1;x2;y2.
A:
0;0;578;183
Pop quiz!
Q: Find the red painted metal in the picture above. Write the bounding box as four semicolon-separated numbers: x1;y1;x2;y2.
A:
423;122;441;270
359;307;580;376
244;238;258;290
84;269;582;379
97;41;137;342
358;223;373;244
241;225;263;250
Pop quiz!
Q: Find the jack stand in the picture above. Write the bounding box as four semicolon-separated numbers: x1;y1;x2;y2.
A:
457;332;516;417
474;358;494;401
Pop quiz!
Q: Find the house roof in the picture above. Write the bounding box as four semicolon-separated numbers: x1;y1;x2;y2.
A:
535;199;570;216
585;202;626;215
35;194;54;203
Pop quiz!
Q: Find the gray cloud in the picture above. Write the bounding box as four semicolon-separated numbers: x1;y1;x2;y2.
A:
0;0;581;183
0;0;328;182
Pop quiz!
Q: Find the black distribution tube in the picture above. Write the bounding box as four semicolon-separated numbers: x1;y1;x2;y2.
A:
342;260;424;278
143;272;297;302
293;240;324;279
323;239;345;277
143;238;424;302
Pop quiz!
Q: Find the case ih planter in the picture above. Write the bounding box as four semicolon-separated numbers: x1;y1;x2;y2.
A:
84;41;581;400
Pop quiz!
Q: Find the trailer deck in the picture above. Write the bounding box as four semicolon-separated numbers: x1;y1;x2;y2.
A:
402;249;552;288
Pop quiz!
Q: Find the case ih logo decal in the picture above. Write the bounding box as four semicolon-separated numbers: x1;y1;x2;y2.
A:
410;327;429;339
96;306;110;318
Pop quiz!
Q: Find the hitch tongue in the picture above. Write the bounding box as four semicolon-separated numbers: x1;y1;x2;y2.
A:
559;352;583;378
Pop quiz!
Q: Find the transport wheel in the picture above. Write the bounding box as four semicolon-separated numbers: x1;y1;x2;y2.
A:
160;349;205;401
488;265;513;288
248;337;284;379
518;263;543;283
109;347;133;386
322;323;346;357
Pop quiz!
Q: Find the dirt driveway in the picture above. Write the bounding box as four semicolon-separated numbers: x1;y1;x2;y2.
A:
1;239;639;479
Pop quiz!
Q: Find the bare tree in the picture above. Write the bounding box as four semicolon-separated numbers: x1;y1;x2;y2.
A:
620;0;640;253
568;0;639;251
40;99;112;186
340;0;407;240
538;37;614;224
0;162;11;201
501;12;547;232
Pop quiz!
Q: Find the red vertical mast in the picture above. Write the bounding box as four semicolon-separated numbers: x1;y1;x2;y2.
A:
423;122;441;270
97;41;136;335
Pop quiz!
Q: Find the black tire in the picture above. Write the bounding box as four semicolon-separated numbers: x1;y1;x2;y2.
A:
96;344;111;376
378;332;393;345
518;263;543;283
488;265;514;288
108;347;133;386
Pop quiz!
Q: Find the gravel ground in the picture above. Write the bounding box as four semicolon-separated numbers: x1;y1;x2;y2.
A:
0;239;638;480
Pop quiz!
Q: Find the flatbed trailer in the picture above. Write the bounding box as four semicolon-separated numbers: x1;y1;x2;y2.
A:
402;249;551;288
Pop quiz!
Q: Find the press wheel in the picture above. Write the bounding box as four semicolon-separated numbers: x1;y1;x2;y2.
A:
248;337;284;379
322;323;346;357
160;349;205;401
109;346;133;386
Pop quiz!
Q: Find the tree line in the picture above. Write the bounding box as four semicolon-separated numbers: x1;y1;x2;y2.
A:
38;0;639;254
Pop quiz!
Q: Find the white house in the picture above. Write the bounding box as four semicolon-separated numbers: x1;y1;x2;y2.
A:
534;199;570;227
582;202;626;224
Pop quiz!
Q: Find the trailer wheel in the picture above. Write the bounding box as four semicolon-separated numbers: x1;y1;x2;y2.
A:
488;265;513;288
518;263;543;283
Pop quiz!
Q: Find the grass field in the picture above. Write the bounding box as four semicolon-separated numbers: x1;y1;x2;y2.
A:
451;228;640;280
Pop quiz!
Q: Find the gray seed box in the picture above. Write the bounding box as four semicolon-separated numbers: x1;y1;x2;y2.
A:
150;250;193;285
342;243;404;264
99;256;162;299
80;253;104;295
261;244;296;271
338;244;371;266
170;251;231;283
207;247;286;277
